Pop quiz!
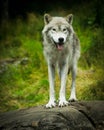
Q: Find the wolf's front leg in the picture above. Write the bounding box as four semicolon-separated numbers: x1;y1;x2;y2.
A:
69;64;77;102
59;63;69;107
46;64;56;108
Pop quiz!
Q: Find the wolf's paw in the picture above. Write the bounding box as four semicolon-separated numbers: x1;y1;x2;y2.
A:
68;98;78;102
46;100;56;108
58;99;69;107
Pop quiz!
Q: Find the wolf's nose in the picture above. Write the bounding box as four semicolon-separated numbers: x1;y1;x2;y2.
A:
58;37;64;43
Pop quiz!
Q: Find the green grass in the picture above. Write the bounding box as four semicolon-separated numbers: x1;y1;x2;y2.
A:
0;10;104;113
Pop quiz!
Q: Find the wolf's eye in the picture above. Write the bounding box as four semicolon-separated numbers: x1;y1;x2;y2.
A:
63;28;67;32
52;28;56;31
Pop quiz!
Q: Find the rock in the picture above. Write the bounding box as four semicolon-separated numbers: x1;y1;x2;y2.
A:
20;57;29;65
0;57;29;74
0;101;104;130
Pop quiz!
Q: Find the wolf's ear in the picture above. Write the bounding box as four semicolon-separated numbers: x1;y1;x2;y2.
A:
44;14;52;25
66;14;73;24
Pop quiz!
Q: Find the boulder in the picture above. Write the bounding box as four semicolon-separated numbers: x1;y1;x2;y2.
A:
0;101;104;130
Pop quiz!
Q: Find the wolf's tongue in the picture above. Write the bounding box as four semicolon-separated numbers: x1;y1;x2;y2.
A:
57;44;63;50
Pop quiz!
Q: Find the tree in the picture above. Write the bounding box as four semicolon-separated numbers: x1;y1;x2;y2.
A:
1;0;9;22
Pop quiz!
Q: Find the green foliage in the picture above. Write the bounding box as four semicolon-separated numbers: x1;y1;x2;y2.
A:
79;82;104;100
0;4;104;112
77;67;104;101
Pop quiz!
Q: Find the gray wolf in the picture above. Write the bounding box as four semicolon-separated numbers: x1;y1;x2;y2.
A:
42;14;80;108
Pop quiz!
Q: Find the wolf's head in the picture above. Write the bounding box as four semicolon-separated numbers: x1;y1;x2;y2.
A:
42;14;74;50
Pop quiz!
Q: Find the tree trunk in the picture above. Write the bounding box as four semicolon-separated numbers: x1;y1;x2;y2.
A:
1;0;9;22
0;101;104;130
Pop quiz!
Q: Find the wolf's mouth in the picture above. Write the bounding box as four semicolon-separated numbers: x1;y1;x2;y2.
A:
53;41;64;51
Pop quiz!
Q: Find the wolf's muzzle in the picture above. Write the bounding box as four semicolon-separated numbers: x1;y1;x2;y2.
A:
53;38;64;51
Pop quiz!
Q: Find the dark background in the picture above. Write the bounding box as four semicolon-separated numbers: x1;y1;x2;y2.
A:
0;0;104;27
0;0;85;17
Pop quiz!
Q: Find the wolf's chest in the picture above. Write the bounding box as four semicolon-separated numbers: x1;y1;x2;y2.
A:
44;46;72;64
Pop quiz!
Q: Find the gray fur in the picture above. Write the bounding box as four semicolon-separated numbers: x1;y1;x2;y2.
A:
42;14;80;108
